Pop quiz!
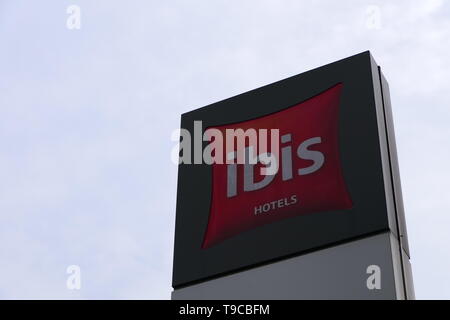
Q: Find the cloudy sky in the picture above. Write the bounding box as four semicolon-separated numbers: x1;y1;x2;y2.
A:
0;0;449;299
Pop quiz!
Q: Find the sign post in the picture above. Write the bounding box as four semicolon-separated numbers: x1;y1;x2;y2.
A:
172;51;414;299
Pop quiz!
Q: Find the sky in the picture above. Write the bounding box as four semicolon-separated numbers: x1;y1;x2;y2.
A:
0;0;449;299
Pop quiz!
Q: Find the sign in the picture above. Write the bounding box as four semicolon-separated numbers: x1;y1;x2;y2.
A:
172;51;410;291
202;83;353;249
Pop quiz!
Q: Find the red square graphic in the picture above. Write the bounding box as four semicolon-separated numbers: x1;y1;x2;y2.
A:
202;83;353;249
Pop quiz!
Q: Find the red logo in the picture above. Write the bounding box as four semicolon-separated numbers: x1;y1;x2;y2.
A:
202;83;353;249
